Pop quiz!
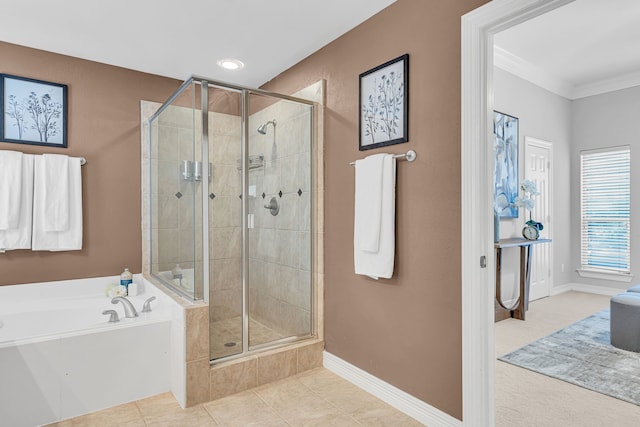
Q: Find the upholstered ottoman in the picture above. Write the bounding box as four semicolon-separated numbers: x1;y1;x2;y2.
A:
627;284;640;293
610;292;640;352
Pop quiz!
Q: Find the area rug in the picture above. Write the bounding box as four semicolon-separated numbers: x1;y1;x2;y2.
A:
499;309;640;405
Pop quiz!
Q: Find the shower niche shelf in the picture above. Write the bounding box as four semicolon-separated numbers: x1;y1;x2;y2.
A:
236;154;264;171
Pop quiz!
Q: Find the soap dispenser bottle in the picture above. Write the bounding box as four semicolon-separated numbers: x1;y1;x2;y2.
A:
120;268;133;293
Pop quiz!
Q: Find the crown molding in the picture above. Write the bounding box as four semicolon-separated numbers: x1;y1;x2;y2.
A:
494;46;640;100
571;71;640;99
494;46;573;98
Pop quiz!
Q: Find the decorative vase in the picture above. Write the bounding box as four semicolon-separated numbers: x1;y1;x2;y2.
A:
494;212;500;243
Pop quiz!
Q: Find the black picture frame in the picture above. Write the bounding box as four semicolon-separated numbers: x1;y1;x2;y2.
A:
0;74;68;148
359;53;409;151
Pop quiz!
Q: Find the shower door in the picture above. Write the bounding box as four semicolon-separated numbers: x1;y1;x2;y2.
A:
246;92;313;350
206;84;244;360
203;83;314;362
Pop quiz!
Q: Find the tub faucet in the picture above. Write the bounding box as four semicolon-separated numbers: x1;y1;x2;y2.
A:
111;296;139;318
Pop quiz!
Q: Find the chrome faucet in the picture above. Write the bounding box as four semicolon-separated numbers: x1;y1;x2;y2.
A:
111;296;139;318
142;296;156;313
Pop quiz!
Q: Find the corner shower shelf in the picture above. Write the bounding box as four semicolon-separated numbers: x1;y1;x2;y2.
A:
236;155;264;171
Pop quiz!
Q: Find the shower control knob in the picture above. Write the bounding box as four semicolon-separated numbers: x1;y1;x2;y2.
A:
264;197;279;216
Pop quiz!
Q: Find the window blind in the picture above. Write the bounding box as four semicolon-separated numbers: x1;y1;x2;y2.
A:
580;146;630;273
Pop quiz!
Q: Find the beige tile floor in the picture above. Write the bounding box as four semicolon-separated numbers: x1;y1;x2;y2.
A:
48;368;423;426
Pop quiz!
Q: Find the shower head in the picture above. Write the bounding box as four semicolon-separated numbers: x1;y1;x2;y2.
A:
257;119;277;135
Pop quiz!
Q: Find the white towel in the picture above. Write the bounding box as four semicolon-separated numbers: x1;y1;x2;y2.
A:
354;154;396;279
43;154;70;231
0;150;24;230
354;153;385;252
32;156;83;251
0;154;34;251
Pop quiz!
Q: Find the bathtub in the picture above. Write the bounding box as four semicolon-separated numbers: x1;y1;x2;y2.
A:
0;275;180;427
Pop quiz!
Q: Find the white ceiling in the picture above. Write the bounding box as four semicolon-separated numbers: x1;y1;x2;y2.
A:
4;0;637;99
0;0;396;88
494;0;640;100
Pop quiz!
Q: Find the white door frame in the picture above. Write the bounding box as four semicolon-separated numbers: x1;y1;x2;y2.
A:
461;1;574;425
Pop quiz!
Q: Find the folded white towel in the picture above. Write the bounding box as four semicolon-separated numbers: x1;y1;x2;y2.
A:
32;156;83;251
0;150;23;230
43;154;70;231
354;154;396;279
0;154;34;251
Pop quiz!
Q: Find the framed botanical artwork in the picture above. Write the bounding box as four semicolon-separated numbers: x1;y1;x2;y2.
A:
0;74;68;148
493;111;519;218
359;53;408;151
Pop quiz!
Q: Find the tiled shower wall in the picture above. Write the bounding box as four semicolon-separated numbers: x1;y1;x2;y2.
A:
145;99;243;308
145;101;205;298
153;107;201;277
208;112;242;322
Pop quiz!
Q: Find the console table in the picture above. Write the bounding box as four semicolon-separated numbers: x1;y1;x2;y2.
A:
495;237;552;321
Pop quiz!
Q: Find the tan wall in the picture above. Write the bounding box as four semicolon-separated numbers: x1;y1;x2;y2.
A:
0;41;179;286
261;0;488;419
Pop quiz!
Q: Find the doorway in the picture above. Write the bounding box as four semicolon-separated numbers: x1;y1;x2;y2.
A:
460;0;574;424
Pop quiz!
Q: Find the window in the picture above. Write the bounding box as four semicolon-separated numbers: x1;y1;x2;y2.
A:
580;146;630;276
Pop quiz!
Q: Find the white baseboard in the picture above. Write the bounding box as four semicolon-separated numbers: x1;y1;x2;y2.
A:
551;282;625;297
550;283;573;296
323;351;462;427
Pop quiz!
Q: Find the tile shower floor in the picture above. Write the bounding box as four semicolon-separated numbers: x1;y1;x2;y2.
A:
211;317;285;359
48;368;422;426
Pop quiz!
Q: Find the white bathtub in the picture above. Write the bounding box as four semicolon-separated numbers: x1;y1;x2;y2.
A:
0;275;180;427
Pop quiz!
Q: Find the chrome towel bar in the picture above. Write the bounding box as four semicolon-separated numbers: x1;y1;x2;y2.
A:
349;149;416;166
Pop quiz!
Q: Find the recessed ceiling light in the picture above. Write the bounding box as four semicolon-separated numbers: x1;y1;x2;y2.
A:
217;59;244;70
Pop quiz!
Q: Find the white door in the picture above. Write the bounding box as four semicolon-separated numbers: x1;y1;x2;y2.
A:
525;137;552;301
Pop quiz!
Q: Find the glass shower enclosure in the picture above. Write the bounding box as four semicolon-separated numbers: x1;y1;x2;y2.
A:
148;77;315;361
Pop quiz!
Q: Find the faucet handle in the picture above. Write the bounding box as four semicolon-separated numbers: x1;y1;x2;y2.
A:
102;310;120;323
142;296;156;313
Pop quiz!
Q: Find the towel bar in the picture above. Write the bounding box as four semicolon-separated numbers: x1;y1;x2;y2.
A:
349;150;416;166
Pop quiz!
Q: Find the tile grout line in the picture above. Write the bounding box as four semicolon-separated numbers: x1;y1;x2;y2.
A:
199;401;221;426
250;389;294;426
297;374;366;426
201;401;226;426
273;371;364;425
